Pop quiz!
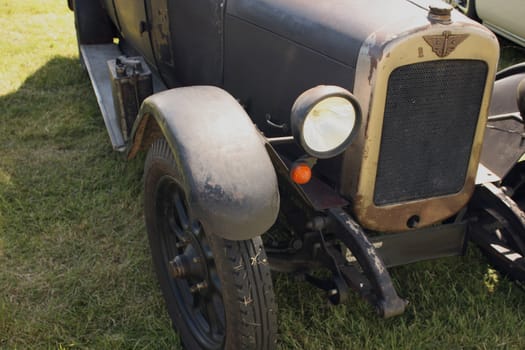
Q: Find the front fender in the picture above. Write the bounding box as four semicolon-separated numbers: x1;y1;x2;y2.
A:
130;86;279;240
479;63;525;181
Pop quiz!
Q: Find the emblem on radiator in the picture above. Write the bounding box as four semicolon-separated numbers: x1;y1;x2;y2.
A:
423;31;469;57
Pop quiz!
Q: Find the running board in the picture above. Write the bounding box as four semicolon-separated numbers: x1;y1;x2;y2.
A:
79;44;166;151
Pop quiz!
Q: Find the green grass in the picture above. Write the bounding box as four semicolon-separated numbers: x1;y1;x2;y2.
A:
1;1;525;349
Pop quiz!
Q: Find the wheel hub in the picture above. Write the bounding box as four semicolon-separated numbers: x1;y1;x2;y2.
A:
169;251;206;279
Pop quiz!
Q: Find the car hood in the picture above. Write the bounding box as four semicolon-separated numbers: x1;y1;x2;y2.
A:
226;0;430;68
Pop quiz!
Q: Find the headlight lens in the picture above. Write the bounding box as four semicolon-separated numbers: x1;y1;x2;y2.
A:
303;96;357;154
291;86;361;159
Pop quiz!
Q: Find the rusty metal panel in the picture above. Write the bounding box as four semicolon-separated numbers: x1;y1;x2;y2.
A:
369;223;466;268
108;56;153;140
341;16;499;232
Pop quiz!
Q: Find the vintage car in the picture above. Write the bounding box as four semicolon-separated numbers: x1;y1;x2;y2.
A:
70;0;525;349
447;0;525;47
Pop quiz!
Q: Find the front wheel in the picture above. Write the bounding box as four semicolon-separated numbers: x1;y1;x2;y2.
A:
144;139;277;350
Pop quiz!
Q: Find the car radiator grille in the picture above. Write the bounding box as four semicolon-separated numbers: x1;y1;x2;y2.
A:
373;60;487;206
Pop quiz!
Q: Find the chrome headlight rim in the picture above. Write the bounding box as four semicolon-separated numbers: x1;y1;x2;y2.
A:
291;85;362;159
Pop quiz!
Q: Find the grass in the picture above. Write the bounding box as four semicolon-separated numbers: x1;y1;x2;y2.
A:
1;1;525;349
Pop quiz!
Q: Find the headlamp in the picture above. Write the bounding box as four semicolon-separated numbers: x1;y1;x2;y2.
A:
291;86;362;159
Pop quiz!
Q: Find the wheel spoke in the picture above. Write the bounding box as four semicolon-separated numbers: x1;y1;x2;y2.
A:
173;192;190;230
204;296;225;338
167;214;186;242
209;271;222;296
203;248;214;262
192;221;204;238
162;190;189;242
192;290;204;309
164;229;179;259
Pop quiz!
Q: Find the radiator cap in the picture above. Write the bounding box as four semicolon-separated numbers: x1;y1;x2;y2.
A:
428;1;453;24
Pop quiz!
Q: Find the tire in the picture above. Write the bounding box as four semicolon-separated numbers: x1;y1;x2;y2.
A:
144;138;278;350
72;0;115;45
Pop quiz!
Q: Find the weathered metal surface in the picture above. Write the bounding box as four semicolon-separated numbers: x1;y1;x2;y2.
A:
423;31;469;57
149;0;174;68
112;0;155;65
479;65;525;180
144;0;225;87
300;178;349;211
133;86;280;240
480;117;525;180
427;1;453;24
80;44;166;151
80;44;127;151
475;163;501;185
328;208;408;318
264;149;349;214
342;15;499;232
369;223;466;268
108;56;153;140
127;114;162;159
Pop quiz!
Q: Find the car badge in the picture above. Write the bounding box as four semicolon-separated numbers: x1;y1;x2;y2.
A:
423;31;469;57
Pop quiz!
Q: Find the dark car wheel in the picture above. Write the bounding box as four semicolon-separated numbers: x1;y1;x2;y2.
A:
72;0;115;45
144;138;278;350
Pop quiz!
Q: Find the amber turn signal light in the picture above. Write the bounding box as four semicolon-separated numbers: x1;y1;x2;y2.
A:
290;163;312;185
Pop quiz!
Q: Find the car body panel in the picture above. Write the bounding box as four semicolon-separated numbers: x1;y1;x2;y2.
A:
445;0;525;46
95;0;502;232
112;0;155;64
476;0;525;47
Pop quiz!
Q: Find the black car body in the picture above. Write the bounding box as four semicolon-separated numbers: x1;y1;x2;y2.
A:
70;0;525;348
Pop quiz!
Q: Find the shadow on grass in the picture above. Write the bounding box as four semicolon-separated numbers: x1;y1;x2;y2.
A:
0;57;179;349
